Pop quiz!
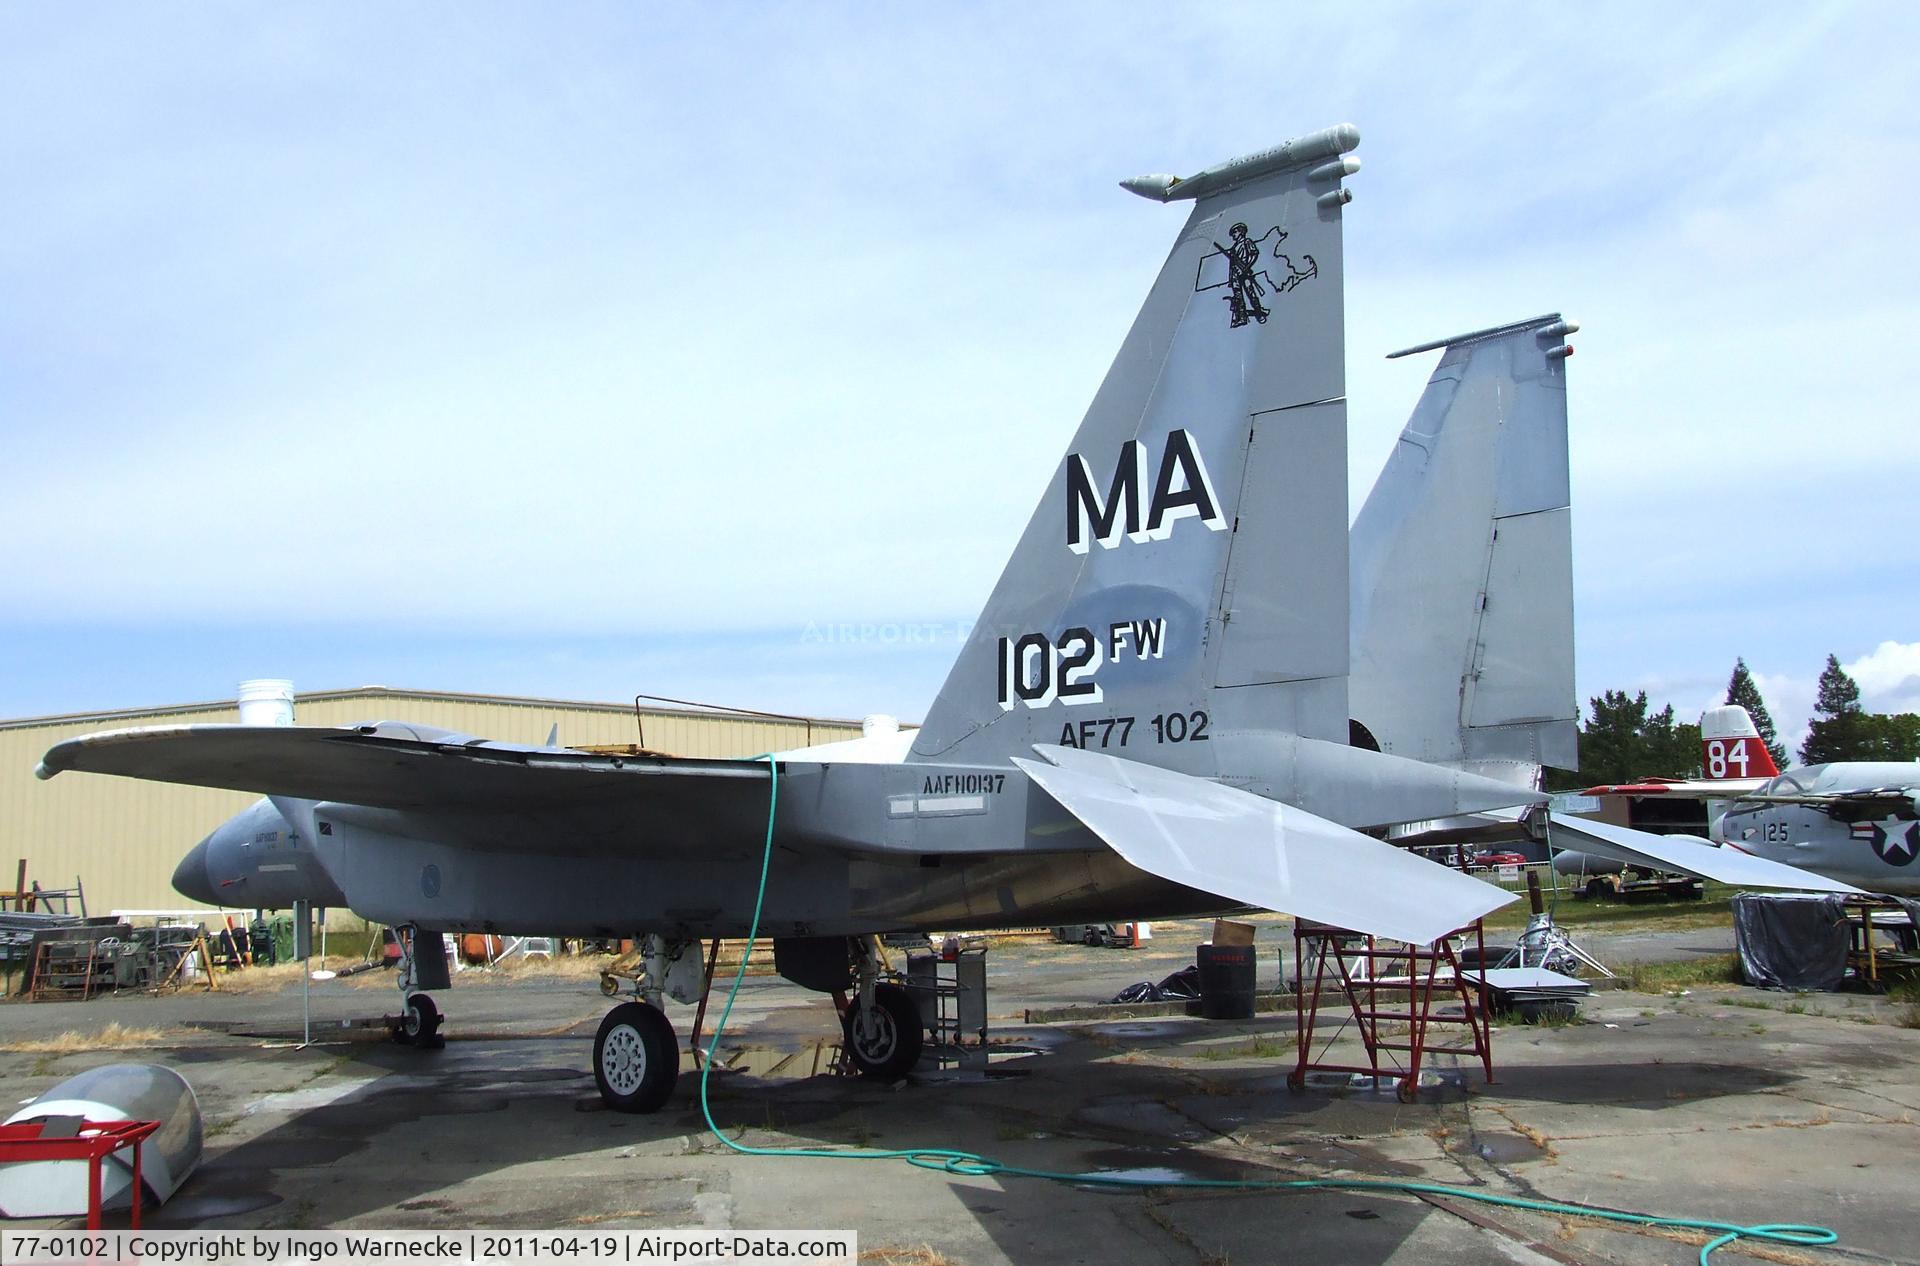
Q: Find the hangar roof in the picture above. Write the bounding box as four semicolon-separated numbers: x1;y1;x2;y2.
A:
0;685;867;731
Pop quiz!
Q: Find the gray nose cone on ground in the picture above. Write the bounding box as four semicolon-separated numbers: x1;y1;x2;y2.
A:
171;835;220;906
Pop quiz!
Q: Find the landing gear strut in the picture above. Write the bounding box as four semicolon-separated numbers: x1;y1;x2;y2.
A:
591;933;688;1113
841;936;923;1080
390;925;446;1050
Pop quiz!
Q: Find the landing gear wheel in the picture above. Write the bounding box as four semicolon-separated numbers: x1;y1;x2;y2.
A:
399;992;443;1049
599;973;620;997
841;983;923;1080
594;1001;679;1113
1083;928;1101;947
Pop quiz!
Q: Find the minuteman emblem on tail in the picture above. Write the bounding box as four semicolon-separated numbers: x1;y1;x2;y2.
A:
1195;224;1318;328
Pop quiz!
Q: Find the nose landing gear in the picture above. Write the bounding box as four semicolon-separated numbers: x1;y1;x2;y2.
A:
401;991;442;1047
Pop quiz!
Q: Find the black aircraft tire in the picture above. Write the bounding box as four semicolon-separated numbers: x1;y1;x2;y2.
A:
594;1002;679;1113
842;983;924;1080
399;993;441;1048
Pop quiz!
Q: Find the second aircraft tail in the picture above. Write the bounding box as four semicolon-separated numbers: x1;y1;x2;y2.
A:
1348;315;1580;785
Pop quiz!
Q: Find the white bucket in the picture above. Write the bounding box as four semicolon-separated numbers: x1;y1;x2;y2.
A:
237;679;295;727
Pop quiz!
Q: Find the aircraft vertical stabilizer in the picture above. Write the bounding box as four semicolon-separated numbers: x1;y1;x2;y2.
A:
911;127;1361;766
1701;705;1779;780
1349;315;1579;783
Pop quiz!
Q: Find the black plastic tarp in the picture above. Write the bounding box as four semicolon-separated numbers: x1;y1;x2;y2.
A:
1108;964;1202;1005
1731;893;1849;990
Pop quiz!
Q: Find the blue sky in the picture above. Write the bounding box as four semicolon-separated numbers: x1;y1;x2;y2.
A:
4;4;1916;749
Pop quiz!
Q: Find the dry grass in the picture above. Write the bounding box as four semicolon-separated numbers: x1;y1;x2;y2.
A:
1552;1217;1833;1266
859;1248;954;1266
478;953;605;980
207;958;395;993
1488;1107;1559;1159
1;1022;185;1053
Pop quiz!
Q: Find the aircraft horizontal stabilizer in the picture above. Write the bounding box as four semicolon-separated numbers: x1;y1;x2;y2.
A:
1583;779;1764;799
1013;748;1518;944
1548;813;1862;893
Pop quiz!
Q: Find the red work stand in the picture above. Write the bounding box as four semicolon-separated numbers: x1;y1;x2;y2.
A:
0;1118;161;1229
1287;920;1494;1103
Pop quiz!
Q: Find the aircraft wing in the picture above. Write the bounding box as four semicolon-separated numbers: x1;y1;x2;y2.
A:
1726;788;1920;817
1583;778;1767;799
1013;748;1518;944
36;723;770;812
1587;778;1919;818
1547;813;1861;893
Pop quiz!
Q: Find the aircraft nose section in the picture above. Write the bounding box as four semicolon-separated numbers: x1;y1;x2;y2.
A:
171;835;219;906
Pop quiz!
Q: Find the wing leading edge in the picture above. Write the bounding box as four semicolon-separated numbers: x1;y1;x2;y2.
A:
1013;747;1517;944
37;723;769;811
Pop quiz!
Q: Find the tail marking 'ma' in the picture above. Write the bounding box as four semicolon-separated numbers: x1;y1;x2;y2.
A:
1065;429;1226;554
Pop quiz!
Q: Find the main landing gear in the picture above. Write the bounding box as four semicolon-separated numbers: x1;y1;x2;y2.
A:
841;936;922;1080
594;1001;678;1113
587;933;929;1113
592;934;692;1114
389;925;447;1050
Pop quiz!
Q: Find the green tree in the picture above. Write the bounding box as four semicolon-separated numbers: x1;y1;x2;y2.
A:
1800;654;1870;764
1724;657;1787;769
1648;705;1703;781
1859;713;1920;761
1547;689;1703;790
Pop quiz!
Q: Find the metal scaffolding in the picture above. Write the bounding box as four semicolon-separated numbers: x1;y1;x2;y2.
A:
1288;919;1494;1103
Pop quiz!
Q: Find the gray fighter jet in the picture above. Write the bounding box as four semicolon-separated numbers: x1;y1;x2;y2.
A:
1581;705;1916;895
42;127;1567;1112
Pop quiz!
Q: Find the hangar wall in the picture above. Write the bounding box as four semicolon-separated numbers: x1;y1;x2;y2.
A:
0;687;864;915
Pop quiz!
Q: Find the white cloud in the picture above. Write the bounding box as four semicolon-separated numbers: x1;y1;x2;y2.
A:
1847;641;1920;717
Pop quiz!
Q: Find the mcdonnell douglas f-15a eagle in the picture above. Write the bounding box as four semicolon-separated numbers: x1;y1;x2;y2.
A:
47;126;1627;1112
